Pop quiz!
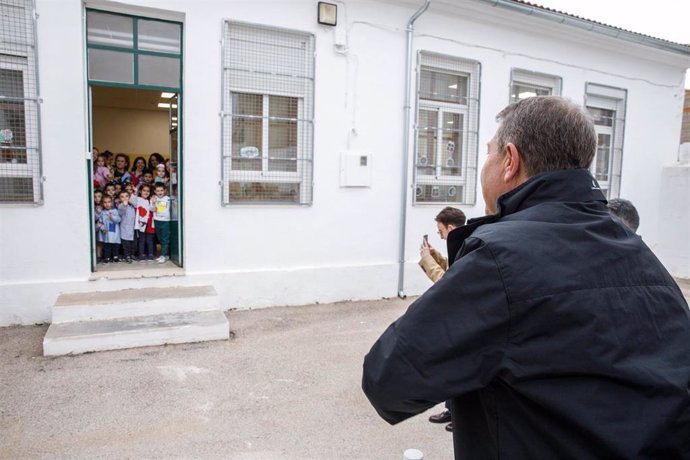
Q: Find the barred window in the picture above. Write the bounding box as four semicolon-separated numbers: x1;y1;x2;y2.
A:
222;21;314;205
509;68;561;103
414;52;479;205
586;83;627;199
1;0;42;204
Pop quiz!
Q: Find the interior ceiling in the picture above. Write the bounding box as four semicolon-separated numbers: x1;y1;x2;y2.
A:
91;86;172;111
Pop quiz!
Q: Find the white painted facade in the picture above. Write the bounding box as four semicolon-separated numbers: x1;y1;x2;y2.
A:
1;0;689;326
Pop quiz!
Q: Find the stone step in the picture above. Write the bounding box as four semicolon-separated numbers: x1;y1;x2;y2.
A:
43;310;230;356
52;285;220;323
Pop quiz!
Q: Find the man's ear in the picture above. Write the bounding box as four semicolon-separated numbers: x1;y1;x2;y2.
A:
503;143;522;182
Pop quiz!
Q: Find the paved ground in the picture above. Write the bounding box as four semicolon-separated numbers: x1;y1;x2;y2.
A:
2;278;689;459
0;297;451;459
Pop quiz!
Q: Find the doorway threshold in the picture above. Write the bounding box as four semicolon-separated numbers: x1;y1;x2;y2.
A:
90;260;185;281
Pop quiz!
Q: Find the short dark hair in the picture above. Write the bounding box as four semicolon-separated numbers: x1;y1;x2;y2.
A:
607;198;639;232
154;183;166;190
435;207;466;227
142;168;153;176
495;96;597;177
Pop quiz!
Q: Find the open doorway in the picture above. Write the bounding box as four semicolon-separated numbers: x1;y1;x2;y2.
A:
84;8;183;273
90;86;182;271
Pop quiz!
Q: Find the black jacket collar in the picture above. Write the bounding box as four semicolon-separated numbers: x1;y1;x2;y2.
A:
447;169;606;265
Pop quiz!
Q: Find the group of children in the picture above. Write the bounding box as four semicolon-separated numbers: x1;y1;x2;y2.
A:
92;148;172;264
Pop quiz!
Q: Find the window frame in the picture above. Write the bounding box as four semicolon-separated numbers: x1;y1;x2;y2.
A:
509;68;562;103
221;20;315;206
585;83;627;199
413;52;480;205
0;0;43;205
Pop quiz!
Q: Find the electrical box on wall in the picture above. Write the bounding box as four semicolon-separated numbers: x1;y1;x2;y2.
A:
340;151;372;187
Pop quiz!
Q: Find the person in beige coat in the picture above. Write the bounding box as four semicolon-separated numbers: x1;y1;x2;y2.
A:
418;206;467;432
419;207;467;283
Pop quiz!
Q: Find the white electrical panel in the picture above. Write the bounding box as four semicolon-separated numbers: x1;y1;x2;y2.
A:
340;151;372;187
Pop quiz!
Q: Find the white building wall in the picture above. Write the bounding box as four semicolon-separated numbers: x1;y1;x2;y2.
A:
0;0;687;326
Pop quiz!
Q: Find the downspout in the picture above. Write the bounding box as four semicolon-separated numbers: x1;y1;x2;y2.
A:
397;0;431;299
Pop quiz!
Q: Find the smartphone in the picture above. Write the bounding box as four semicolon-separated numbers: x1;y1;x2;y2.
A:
423;234;429;245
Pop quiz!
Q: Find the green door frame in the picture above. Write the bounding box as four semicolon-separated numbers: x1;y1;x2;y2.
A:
85;8;184;269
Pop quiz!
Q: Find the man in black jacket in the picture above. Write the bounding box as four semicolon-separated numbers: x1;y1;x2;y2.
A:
362;96;690;459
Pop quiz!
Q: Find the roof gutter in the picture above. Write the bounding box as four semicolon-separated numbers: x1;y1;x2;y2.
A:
397;0;431;299
476;0;690;56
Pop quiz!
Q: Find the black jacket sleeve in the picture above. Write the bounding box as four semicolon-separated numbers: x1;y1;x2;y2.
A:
362;237;510;424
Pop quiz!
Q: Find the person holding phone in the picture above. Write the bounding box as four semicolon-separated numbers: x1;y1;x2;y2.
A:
419;207;467;283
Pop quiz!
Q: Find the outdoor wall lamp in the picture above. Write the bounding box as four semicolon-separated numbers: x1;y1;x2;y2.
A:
318;2;337;26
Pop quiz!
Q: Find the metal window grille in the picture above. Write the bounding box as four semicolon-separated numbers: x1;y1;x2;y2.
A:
0;0;42;204
585;83;627;199
509;68;562;103
413;52;479;205
221;21;315;205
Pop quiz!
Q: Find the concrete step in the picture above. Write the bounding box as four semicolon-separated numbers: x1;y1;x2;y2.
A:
43;310;230;356
52;285;220;323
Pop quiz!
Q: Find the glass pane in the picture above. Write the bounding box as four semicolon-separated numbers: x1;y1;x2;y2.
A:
0;69;26;163
268;96;298;172
416;109;437;176
88;48;134;83
0;68;24;98
510;83;551;102
137;19;181;54
229;181;300;203
0;176;34;203
87;11;133;48
138;54;180;88
415;184;463;203
441;112;462;176
588;107;615;127
231;93;262;171
420;69;468;104
595;133;611;181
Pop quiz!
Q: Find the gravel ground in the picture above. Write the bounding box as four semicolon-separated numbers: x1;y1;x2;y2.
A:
0;297;452;459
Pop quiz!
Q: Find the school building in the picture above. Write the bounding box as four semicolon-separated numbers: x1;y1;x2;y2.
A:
1;0;689;354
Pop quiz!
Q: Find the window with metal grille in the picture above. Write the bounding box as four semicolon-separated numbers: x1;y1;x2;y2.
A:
221;21;314;205
509;68;562;103
413;52;479;205
586;83;627;199
0;0;42;204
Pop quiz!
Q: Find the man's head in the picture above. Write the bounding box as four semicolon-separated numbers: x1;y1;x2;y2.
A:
435;206;466;240
607;198;639;232
482;96;597;214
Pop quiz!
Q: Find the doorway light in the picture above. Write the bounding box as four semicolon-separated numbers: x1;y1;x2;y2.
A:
161;92;176;98
158;103;178;109
448;84;457;89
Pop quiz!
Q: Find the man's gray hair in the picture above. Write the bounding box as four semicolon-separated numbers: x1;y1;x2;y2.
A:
607;198;640;232
495;96;597;176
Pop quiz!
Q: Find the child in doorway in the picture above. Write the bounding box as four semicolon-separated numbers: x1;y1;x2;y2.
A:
93;154;111;188
94;189;104;262
141;168;154;187
117;191;137;263
133;184;155;262
96;195;121;263
152;183;171;263
154;163;168;185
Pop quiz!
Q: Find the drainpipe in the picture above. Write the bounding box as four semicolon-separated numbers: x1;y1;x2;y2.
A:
397;0;431;299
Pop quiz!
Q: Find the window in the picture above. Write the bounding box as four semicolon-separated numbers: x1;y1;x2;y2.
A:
0;0;42;204
414;52;480;204
509;69;562;103
85;10;182;89
585;83;627;199
222;21;315;205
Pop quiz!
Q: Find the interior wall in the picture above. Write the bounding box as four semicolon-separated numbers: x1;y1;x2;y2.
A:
92;106;169;160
